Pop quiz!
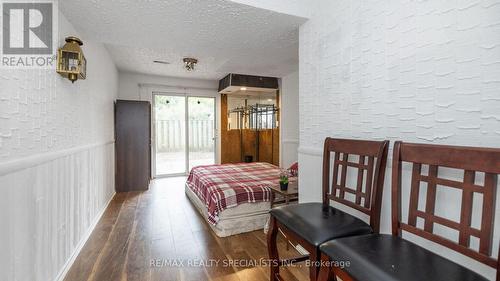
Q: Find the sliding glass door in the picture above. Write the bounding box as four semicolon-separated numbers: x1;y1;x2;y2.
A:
154;95;187;176
188;97;216;171
153;94;215;177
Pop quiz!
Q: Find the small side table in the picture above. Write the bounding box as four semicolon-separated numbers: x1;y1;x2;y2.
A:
268;181;299;250
269;181;299;207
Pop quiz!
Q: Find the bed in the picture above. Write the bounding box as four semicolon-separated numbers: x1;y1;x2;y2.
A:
185;162;285;237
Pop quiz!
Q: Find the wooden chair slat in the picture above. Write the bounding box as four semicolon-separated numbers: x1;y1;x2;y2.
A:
331;152;340;198
418;175;485;193
331;186;368;198
355;156;366;205
335;160;369;170
479;173;497;256
423;165;438;232
413;210;482;237
458;170;475;247
364;156;375;208
401;223;498;268
408;163;422;227
338;153;349;199
391;141;403;237
330;197;372;215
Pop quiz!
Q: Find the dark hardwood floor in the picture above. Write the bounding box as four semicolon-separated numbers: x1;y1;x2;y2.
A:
64;177;308;281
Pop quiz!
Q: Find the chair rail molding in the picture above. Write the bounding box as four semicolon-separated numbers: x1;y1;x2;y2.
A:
0;140;115;177
298;145;323;157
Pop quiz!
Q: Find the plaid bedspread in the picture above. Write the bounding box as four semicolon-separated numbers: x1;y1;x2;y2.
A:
186;162;281;225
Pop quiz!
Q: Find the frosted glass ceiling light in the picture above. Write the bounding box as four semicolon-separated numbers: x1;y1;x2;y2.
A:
183;57;198;71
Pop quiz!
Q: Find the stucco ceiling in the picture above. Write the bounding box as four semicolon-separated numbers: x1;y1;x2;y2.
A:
59;0;307;80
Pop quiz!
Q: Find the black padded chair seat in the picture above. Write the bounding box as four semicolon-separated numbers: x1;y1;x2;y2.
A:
320;234;488;281
269;203;373;247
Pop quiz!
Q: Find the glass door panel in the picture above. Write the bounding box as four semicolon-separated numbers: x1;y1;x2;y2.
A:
154;95;186;176
188;97;215;171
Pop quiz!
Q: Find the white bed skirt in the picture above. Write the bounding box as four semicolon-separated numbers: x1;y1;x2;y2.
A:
185;183;271;237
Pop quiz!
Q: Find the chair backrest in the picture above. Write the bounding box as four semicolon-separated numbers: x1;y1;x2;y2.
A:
322;137;389;233
392;141;500;273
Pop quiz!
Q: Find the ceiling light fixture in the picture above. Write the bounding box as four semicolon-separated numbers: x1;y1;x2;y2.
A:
153;60;170;65
183;57;198;71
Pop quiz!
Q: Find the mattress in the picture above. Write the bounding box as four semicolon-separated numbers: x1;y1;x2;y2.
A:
185;183;270;237
186;162;280;224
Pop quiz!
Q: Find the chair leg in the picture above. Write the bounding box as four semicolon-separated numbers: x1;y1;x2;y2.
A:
317;253;334;281
267;216;280;281
309;248;321;281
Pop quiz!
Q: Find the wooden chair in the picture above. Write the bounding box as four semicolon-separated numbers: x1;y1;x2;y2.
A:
318;141;500;281
267;137;389;281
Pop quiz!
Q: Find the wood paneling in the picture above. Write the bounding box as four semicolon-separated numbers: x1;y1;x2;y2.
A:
221;94;240;163
115;100;151;192
242;129;257;162
257;129;279;164
64;177;308;281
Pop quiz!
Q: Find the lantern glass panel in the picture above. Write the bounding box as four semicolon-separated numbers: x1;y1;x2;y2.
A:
67;52;79;71
80;55;87;78
60;51;79;72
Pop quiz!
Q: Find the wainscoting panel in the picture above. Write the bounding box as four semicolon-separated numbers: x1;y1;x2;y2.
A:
0;142;115;281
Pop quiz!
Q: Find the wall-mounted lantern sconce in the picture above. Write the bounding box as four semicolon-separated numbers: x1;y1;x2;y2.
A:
56;36;87;83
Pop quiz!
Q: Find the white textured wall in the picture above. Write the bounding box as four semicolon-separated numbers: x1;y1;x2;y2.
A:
299;1;500;279
280;71;300;167
0;11;118;281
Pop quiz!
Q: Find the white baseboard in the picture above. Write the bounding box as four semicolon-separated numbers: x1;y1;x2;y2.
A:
53;192;116;281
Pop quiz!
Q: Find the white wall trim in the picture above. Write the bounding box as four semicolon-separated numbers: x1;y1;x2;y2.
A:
298;145;322;157
0;140;115;176
53;192;116;281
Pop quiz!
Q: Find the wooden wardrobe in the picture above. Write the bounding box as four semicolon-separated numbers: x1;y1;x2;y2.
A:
115;100;151;192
